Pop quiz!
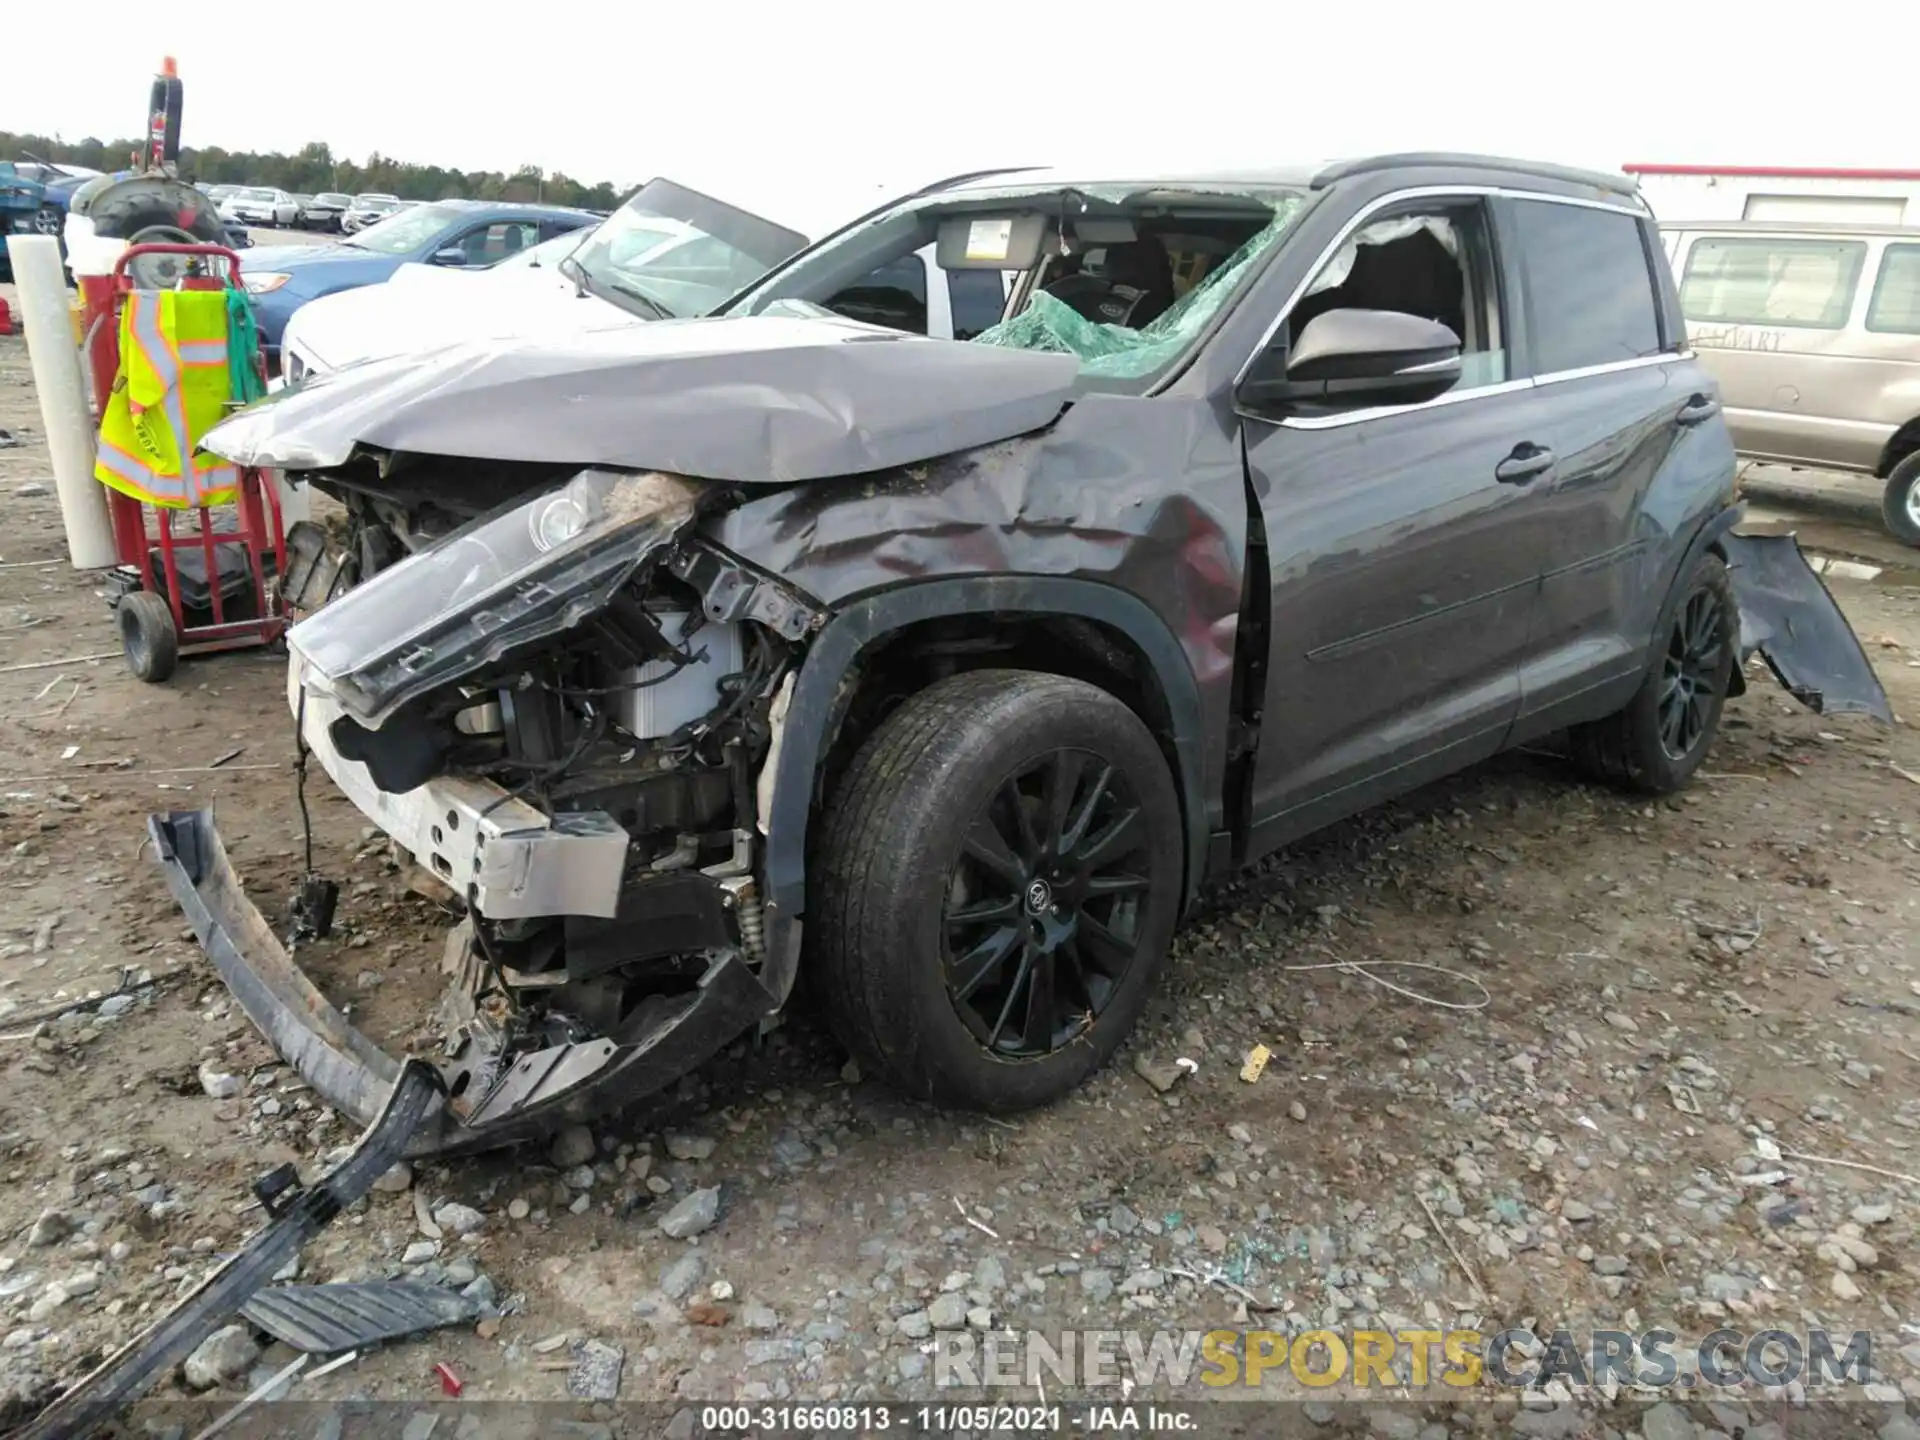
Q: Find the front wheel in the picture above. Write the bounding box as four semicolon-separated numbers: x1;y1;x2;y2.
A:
1568;553;1736;794
1882;453;1920;547
812;670;1184;1112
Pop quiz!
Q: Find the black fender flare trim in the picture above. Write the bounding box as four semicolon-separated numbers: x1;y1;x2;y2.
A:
1648;501;1747;696
759;577;1211;1004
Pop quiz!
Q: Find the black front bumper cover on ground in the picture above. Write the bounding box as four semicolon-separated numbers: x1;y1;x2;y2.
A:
148;809;780;1159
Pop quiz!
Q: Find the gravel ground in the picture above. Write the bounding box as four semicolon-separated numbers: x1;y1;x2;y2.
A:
1;293;1919;1438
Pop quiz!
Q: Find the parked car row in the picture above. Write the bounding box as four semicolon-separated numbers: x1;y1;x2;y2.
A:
193;184;423;233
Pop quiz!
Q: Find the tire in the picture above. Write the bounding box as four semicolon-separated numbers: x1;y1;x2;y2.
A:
1882;452;1920;548
812;669;1184;1112
118;591;179;683
72;176;227;290
1568;553;1736;795
32;204;62;237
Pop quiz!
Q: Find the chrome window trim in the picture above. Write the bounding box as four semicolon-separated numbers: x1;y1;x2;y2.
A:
1273;354;1685;431
1274;375;1535;430
1235;181;1671;430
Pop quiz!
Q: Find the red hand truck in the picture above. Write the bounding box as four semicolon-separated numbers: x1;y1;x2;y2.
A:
77;242;288;682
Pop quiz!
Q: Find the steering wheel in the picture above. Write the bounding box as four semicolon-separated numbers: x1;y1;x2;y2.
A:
1042;271;1150;328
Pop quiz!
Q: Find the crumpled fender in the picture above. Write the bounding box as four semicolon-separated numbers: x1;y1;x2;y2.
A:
1721;532;1892;721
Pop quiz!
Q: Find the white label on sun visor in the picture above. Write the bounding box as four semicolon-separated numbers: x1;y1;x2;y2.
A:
965;218;1013;263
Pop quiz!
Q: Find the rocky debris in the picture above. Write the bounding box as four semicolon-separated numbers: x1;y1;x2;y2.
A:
658;1187;721;1240
740;1302;778;1332
1079;1268;1115;1302
926;1293;968;1330
1830;1271;1863;1301
182;1324;260;1390
549;1125;596;1170
567;1339;624;1401
372;1162;414;1194
506;1198;531;1221
26;1210;72;1248
197;1062;241;1100
1639;1402;1694;1440
896;1309;932;1340
659;1252;705;1301
1131;1054;1189;1093
401;1240;438;1266
665;1133;716;1162
431;1202;485;1237
769;1132;815;1167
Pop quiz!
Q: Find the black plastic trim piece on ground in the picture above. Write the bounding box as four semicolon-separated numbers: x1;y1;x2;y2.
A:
7;1060;442;1440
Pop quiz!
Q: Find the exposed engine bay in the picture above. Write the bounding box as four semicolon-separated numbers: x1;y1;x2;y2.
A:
258;467;827;1146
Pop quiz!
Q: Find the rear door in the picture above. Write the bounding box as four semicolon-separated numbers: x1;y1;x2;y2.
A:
1506;194;1733;735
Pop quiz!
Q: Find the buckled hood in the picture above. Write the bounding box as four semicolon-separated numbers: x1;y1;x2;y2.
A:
202;314;1079;484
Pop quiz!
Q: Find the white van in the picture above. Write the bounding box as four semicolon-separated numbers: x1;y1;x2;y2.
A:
1661;218;1920;545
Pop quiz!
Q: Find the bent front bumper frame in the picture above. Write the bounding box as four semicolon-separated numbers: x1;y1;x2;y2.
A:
149;809;778;1158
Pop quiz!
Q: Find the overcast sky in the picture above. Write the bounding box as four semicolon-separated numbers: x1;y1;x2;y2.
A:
7;0;1904;235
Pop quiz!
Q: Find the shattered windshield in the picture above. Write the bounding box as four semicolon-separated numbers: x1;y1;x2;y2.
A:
563;177;808;320
728;182;1305;388
973;214;1291;380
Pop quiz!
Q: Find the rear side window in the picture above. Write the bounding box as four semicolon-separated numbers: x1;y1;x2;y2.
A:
1867;244;1920;334
1679;236;1866;330
1511;200;1663;374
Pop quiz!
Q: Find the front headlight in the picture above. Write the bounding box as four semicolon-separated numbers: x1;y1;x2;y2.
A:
243;272;291;294
290;470;705;729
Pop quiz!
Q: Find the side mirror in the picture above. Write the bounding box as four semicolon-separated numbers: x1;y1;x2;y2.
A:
1240;308;1463;412
430;247;470;267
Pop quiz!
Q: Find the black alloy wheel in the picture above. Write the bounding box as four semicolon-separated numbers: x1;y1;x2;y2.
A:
812;669;1183;1111
1657;586;1727;761
942;748;1152;1058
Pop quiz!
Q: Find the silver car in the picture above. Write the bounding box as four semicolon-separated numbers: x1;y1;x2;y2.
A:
342;193;402;233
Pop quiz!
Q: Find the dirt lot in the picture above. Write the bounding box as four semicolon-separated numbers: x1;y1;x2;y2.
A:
2;289;1919;1439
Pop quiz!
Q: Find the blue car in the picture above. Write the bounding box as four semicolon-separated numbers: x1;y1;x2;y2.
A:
241;199;600;365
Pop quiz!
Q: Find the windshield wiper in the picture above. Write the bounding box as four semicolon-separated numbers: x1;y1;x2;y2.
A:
604;280;675;321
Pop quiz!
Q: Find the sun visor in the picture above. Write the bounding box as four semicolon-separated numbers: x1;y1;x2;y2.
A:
1071;216;1137;245
936;213;1048;271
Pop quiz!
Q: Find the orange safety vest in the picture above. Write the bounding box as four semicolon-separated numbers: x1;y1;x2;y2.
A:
94;289;239;509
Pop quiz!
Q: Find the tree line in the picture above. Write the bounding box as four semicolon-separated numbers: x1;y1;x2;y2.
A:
2;131;628;211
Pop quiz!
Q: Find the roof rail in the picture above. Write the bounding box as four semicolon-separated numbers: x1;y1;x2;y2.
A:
1313;152;1638;198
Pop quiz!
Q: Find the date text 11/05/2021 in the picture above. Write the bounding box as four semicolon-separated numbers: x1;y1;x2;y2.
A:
698;1406;1191;1432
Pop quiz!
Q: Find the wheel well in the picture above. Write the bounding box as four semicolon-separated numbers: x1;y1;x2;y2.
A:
808;612;1182;842
1878;417;1920;479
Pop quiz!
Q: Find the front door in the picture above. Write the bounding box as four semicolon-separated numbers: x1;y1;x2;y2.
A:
1239;195;1555;852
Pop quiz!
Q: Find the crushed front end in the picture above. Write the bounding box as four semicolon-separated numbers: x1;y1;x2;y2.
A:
152;467;823;1156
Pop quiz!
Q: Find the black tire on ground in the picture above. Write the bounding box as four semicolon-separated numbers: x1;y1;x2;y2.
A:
811;669;1184;1112
118;591;179;684
1568;552;1736;795
1882;452;1920;548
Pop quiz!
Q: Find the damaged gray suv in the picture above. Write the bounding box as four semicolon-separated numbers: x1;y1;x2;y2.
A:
160;154;1890;1156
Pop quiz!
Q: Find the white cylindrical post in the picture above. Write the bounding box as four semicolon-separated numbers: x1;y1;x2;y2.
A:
5;235;117;569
